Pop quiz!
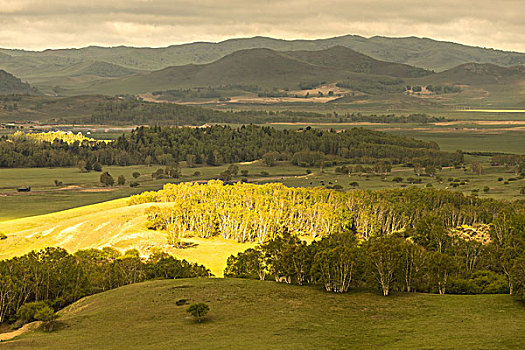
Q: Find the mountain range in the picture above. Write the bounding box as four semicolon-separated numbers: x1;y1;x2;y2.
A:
0;35;524;109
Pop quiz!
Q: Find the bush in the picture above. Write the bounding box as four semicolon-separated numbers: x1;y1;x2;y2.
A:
16;301;49;325
132;172;141;179
193;171;201;177
186;303;210;323
260;171;269;177
100;172;115;187
93;162;103;172
130;182;139;187
117;175;126;186
54;179;63;186
35;305;59;332
0;232;6;240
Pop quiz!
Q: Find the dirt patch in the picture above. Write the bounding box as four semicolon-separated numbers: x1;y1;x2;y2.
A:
435;120;525;126
58;185;82;190
0;321;42;342
270;122;386;126
78;187;119;193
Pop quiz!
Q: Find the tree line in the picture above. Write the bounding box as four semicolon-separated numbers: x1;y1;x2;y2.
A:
0;125;462;168
132;182;525;298
0;247;210;324
88;98;450;125
225;211;525;299
131;182;517;244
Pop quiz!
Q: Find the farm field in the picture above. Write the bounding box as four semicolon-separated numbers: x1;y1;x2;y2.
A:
3;278;525;349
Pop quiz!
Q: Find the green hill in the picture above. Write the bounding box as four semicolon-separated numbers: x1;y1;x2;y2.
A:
3;278;524;349
92;46;432;94
422;63;525;85
1;35;524;72
0;70;37;95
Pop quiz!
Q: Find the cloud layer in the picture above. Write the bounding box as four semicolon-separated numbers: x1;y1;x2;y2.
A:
0;0;523;52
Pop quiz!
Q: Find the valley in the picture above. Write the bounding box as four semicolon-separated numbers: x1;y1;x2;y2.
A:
1;30;525;349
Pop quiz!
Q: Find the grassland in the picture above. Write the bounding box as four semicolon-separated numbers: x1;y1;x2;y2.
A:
0;198;254;276
1;155;524;222
2;278;524;349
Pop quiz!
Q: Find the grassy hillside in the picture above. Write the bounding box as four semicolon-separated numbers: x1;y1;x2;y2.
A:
0;70;37;95
3;278;525;349
1;35;524;72
0;198;254;276
89;46;432;94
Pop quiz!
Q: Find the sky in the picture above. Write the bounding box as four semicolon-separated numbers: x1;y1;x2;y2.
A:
0;0;524;52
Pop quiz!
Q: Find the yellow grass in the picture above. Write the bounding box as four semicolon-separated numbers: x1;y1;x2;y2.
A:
0;198;254;276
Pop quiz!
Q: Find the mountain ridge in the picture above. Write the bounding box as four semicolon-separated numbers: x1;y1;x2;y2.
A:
1;34;524;73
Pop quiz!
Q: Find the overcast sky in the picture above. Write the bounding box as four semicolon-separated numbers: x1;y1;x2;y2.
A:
0;0;524;52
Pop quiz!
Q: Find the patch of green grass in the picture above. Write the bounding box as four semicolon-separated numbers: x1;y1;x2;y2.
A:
0;162;306;221
5;278;525;349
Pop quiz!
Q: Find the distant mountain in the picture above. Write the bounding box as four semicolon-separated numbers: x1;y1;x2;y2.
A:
95;46;432;94
1;35;524;73
423;63;525;85
0;70;37;95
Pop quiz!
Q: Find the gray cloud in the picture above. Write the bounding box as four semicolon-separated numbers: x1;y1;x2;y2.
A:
0;0;523;52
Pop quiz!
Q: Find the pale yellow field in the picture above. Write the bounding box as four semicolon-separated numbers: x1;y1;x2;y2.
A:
0;198;254;276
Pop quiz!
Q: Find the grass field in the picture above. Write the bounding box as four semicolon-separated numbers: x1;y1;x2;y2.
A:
2;278;524;349
0;199;254;276
0;163;307;220
1;158;524;221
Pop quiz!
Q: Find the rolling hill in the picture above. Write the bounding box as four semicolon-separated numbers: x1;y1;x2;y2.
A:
0;70;38;95
1;35;524;73
422;63;525;85
3;278;525;349
91;46;432;94
0;199;254;276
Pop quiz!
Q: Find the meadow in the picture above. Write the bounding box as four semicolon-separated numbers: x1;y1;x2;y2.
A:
3;278;524;349
1;155;524;221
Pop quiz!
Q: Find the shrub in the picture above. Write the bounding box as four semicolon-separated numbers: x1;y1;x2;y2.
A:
117;175;126;186
130;182;139;187
0;232;6;240
260;171;269;177
100;172;114;187
132;172;141;179
186;303;210;323
93;162;103;172
16;301;49;325
35;305;59;332
193;171;201;177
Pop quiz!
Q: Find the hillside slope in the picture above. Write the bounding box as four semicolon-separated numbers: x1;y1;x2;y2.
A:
1;35;524;72
93;46;432;94
0;70;37;95
0;199;253;276
3;278;525;349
